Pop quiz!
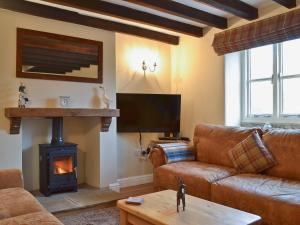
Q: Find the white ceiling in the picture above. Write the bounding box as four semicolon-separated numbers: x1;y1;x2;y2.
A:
26;0;275;36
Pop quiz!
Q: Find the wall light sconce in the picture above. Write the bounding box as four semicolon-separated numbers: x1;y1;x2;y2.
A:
142;60;157;76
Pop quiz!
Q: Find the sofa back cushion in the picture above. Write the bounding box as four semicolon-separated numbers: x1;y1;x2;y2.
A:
263;129;300;181
193;123;262;168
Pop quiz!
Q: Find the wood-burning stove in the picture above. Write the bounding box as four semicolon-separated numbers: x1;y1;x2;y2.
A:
39;117;78;196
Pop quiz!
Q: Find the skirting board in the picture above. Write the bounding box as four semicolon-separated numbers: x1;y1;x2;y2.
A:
109;174;153;192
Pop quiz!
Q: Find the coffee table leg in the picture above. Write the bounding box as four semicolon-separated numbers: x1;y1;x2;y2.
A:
120;209;128;225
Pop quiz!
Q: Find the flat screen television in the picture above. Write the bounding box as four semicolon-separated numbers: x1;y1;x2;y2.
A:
117;93;181;133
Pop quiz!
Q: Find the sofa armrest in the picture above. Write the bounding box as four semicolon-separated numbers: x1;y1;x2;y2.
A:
0;169;24;189
149;148;166;168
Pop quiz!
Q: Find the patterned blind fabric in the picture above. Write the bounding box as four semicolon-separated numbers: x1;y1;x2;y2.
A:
212;8;300;56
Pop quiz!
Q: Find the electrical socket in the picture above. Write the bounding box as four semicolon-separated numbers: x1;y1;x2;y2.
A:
141;149;148;157
134;150;141;157
134;148;148;158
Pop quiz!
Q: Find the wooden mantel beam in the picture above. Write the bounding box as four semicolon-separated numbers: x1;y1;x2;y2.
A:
0;0;179;45
193;0;258;20
272;0;297;8
5;108;120;134
42;0;203;37
123;0;227;29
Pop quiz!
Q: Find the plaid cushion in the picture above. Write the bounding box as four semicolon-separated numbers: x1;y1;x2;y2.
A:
154;143;195;164
228;131;277;173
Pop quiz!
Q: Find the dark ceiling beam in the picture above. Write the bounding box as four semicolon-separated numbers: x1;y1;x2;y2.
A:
0;0;179;45
22;42;97;56
23;62;80;70
272;0;296;8
23;58;90;68
123;0;227;29
22;36;99;55
27;67;69;74
193;0;258;20
23;47;98;64
23;54;93;66
42;0;203;37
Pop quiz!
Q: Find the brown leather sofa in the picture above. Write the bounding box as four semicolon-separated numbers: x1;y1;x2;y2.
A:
150;123;300;225
0;169;62;224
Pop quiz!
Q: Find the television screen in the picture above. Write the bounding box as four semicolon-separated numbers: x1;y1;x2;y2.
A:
117;93;181;133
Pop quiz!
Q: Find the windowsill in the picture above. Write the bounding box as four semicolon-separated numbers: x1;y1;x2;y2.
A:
241;118;300;129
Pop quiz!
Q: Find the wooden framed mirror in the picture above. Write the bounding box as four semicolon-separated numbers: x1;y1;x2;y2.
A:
17;28;103;83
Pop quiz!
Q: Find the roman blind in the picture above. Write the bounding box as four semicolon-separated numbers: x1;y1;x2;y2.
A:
212;8;300;56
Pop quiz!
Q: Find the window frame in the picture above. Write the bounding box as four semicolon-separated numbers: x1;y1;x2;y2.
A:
241;41;300;124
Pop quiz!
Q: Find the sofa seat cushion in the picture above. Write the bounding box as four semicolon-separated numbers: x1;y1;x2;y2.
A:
0;188;45;219
0;211;62;225
155;161;236;200
211;174;300;225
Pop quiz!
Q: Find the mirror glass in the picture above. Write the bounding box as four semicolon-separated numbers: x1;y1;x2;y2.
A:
17;28;103;83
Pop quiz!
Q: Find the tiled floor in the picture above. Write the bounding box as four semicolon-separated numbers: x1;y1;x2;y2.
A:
32;183;154;213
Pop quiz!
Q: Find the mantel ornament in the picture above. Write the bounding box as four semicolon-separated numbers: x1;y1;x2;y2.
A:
99;85;111;109
18;82;29;108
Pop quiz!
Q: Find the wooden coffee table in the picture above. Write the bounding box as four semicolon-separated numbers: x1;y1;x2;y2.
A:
117;190;262;225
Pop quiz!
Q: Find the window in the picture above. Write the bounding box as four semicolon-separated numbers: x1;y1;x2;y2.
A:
243;38;300;122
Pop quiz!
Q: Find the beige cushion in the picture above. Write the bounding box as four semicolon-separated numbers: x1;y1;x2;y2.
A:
0;211;62;225
0;209;9;220
228;131;276;173
0;188;44;219
0;169;23;190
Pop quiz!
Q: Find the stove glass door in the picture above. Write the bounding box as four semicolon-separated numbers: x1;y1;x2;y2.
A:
53;156;74;175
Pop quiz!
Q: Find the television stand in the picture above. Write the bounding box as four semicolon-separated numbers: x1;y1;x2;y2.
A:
159;136;190;141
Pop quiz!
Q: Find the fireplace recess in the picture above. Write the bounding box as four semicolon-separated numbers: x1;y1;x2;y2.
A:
4;108;120;196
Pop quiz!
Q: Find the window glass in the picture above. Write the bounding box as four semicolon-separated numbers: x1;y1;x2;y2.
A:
243;39;300;120
282;39;300;76
282;78;300;115
250;81;273;115
250;45;273;79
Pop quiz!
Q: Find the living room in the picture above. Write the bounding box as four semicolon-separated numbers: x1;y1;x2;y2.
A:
0;0;299;224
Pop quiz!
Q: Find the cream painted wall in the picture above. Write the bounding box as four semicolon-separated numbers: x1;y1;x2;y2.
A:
0;9;116;191
65;65;98;78
115;33;171;178
116;33;171;94
171;30;225;138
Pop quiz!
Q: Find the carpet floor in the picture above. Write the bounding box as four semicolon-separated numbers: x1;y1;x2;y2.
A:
56;205;119;225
